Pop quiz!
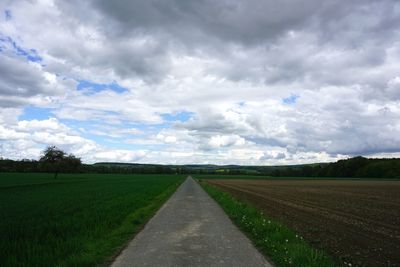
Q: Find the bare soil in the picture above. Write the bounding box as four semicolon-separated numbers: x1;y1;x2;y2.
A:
206;179;400;267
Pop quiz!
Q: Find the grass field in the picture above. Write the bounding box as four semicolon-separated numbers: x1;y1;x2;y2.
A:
199;180;334;267
0;173;185;267
204;178;400;267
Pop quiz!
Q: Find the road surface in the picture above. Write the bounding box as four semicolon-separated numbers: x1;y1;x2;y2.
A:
111;176;272;267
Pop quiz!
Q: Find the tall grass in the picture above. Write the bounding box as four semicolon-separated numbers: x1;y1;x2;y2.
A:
199;181;335;267
0;173;184;267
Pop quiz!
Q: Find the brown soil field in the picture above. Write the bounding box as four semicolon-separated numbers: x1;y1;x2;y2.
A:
206;179;400;267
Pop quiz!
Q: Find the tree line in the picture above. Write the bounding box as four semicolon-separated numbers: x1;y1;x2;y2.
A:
0;146;82;178
0;146;190;176
267;156;400;178
0;147;399;178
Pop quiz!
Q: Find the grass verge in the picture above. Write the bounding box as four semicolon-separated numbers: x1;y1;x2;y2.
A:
199;180;335;267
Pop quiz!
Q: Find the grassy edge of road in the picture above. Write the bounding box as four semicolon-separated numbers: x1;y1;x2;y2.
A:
199;180;336;267
59;178;185;267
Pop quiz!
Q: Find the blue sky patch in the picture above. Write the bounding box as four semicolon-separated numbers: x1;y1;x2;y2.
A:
77;80;128;94
4;10;12;21
282;94;299;104
0;33;43;62
11;39;42;62
161;111;193;122
19;106;53;120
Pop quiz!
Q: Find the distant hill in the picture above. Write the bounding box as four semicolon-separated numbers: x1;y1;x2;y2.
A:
1;156;399;178
92;157;400;178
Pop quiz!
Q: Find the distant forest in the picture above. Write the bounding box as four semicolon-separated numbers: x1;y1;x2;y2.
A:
0;156;399;178
268;156;400;178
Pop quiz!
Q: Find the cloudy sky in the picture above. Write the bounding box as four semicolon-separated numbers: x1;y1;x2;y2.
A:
1;0;400;165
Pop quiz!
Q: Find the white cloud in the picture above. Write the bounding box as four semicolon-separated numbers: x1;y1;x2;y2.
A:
386;77;400;100
0;125;28;140
93;150;147;163
16;118;69;133
207;135;246;149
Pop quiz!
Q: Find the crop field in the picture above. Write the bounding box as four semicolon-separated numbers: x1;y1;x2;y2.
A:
205;179;400;267
0;173;184;267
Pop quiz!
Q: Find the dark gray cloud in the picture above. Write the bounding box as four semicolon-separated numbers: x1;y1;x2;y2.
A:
0;55;74;108
0;56;46;97
55;0;400;86
87;0;400;48
92;0;321;44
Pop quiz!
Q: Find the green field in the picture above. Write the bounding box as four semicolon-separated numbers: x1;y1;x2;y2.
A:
0;173;185;267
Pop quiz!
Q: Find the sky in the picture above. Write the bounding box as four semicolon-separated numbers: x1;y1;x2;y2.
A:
1;0;400;165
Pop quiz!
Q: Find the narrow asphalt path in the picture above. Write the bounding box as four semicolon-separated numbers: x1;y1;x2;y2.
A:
111;176;272;267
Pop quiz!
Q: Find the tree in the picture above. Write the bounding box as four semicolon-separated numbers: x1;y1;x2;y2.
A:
39;146;81;178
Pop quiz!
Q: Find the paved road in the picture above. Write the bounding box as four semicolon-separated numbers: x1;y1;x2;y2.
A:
111;176;272;267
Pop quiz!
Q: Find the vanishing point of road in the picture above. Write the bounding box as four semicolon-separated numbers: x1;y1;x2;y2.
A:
112;176;272;267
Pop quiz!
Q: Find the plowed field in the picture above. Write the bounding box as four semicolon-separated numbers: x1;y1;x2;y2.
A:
206;179;400;267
